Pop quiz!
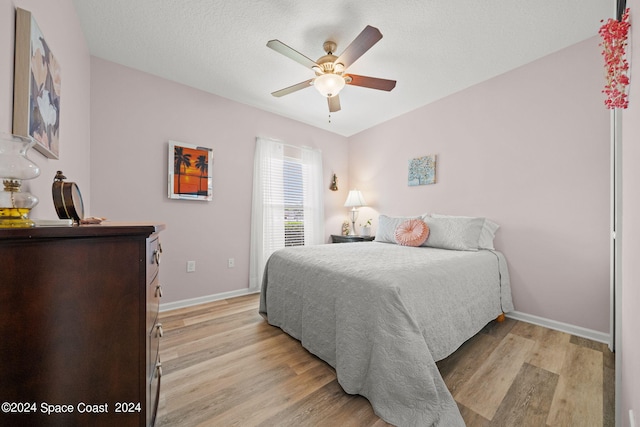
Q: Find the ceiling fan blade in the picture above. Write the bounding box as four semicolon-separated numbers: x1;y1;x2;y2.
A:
328;95;341;113
267;40;319;70
346;74;396;91
335;25;383;70
271;79;313;97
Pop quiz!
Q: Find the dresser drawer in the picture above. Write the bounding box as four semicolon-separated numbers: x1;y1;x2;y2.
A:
147;275;161;336
149;317;161;382
147;235;161;283
148;352;161;427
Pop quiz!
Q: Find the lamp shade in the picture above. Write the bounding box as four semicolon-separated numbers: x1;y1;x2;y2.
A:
314;73;346;98
344;190;366;208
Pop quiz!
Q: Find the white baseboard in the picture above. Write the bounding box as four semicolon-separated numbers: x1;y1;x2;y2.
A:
160;288;260;312
506;311;610;345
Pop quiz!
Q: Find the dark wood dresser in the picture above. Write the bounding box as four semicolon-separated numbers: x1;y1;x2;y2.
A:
0;223;164;426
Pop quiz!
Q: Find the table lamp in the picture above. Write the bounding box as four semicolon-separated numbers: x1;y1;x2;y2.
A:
344;190;366;235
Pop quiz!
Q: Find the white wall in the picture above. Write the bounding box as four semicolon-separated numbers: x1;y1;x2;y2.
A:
89;57;349;304
0;0;91;218
348;37;610;334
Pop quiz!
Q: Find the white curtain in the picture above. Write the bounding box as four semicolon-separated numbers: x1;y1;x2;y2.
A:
249;137;325;291
301;147;325;247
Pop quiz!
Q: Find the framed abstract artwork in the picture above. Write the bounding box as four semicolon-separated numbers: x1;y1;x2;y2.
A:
13;8;61;159
408;154;437;186
168;141;213;201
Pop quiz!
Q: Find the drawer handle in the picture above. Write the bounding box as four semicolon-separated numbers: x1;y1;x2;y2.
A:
155;284;163;298
155;361;162;378
153;242;163;265
156;323;163;338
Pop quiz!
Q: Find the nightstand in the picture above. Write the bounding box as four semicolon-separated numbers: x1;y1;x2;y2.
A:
331;234;376;243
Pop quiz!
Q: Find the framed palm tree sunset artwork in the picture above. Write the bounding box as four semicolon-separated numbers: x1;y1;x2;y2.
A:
168;141;213;201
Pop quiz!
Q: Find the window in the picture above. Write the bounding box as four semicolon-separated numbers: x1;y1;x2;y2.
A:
249;137;324;291
283;158;304;247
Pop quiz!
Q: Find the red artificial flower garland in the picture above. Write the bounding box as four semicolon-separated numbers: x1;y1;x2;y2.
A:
599;8;631;109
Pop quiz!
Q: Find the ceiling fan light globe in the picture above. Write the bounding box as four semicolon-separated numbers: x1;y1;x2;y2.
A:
314;73;345;98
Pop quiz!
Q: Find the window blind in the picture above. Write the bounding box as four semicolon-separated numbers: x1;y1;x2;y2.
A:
283;157;305;247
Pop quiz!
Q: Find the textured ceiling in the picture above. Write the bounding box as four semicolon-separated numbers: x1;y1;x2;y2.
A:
72;0;612;136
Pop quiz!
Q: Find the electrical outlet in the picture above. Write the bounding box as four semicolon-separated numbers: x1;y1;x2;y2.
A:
187;260;196;273
228;258;235;268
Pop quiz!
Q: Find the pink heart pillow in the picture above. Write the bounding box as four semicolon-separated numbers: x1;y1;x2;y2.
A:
394;219;430;246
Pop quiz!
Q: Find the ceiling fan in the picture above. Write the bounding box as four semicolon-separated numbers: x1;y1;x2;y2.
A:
267;25;396;113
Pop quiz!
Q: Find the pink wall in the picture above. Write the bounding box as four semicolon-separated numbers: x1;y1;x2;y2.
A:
89;57;349;304
2;1;634;418
621;1;640;424
0;0;91;218
348;38;611;333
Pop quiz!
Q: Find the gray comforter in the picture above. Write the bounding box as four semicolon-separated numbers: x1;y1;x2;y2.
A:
259;242;513;426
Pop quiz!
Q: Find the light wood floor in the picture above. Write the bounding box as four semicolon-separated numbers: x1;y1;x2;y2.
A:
156;294;614;427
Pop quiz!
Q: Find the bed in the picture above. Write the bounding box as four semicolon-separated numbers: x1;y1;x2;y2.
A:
259;216;514;426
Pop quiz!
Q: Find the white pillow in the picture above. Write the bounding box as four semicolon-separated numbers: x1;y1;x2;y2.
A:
375;214;422;243
430;213;500;250
422;216;485;251
479;219;499;250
